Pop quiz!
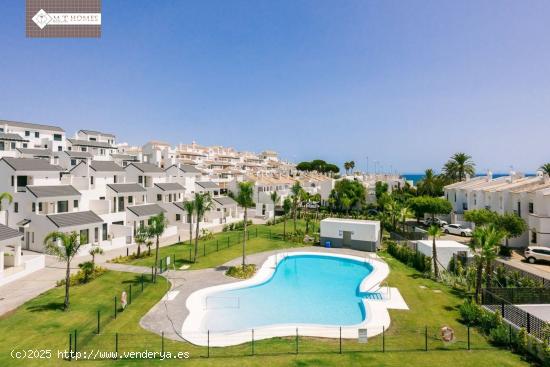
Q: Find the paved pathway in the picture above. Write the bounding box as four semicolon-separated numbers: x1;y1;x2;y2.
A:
139;246;375;341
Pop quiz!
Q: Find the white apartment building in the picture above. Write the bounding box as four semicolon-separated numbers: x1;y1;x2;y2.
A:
0;119;66;157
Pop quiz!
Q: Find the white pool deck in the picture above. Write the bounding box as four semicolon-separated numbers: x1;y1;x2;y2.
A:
180;251;407;346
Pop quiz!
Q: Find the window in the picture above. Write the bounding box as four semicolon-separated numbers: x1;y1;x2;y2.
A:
34;132;39;138
157;194;162;201
138;176;143;184
128;196;133;204
80;229;89;245
102;223;108;241
10;142;15;149
0;142;4;151
94;227;99;242
71;159;77;166
118;196;124;212
54;134;62;141
90;176;94;185
14;202;18;213
0;128;3;132
114;175;118;183
81;147;87;152
176;214;181;221
57;201;68;213
532;231;537;244
100;149;105;155
39;203;43;212
73;200;79;208
11;176;14;186
529;203;534;214
25;131;30;136
23;143;27;148
32;203;36;212
89;137;97;141
58;146;62;151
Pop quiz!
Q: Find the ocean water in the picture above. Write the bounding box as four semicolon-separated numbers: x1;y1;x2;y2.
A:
201;254;373;332
402;173;533;185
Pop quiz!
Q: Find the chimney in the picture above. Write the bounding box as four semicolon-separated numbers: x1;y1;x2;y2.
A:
509;170;516;183
486;170;493;182
465;173;471;182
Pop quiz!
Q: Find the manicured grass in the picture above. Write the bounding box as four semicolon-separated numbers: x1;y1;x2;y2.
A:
0;221;530;366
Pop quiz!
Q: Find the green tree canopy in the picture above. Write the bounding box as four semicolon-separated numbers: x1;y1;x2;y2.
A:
296;159;340;174
408;196;452;220
464;208;497;226
329;179;366;212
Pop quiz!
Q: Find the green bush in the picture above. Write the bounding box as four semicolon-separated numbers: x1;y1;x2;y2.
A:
458;299;482;325
386;241;431;273
56;265;107;286
489;323;510;346
226;264;257;279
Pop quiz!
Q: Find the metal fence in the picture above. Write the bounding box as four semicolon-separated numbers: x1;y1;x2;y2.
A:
493;260;550;288
482;288;549;341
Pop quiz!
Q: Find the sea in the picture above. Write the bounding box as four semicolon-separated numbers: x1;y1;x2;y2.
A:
401;173;533;185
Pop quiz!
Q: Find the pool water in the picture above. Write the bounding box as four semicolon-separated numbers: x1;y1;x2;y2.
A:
201;254;373;332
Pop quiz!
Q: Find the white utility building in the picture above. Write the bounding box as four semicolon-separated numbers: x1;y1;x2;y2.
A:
414;240;471;270
320;218;381;252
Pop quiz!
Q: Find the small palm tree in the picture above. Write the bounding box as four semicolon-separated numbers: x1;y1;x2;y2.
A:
540;163;550;176
282;197;292;239
134;226;149;257
0;192;13;226
444;152;475;182
349;160;355;174
290;182;303;232
428;225;442;279
149;212;167;279
88;245;103;266
399;206;413;231
469;225;505;302
270;191;280;224
193;193;213;263
44;231;82;310
341;195;352;216
235;182;255;267
182;200;195;246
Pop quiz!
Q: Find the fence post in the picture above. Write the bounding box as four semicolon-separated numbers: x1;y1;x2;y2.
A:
252;329;255;356
227;237;229;248
114;296;117;319
424;326;428;351
141;274;144;292
189;248;192;261
160;259;163;274
383;325;385;352
69;333;72;361
126;247;129;257
207;330;210;358
501;301;505;318
467;325;470;350
74;329;77;354
173;254;176;268
129;284;132;305
216;240;219;252
295;328;299;354
97;310;100;334
339;326;342;354
508;324;512;348
527;313;531;333
161;331;164;354
151;266;154;282
256;227;258;237
248;231;250;240
269;230;271;239
115;333;118;359
203;242;206;257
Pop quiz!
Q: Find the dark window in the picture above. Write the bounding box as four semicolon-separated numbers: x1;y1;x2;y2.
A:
532;231;537;244
176;214;181;221
114;175;118;183
14;202;18;213
10;142;16;149
0;142;5;151
23;143;28;148
94;227;99;242
157;194;162;201
54;134;62;141
138;176;143;184
39;203;43;211
80;229;89;245
25;131;30;136
32;203;36;212
11;176;14;186
73;200;79;208
71;159;76;166
81;147;87;152
118;196;124;212
529;203;534;214
102;223;108;241
58;146;62;151
57;201;68;213
517;202;521;218
34;132;39;138
128;196;133;204
89;137;97;141
90;176;94;185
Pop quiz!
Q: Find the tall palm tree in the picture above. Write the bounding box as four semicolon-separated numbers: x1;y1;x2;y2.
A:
540;163;550;177
341;195;352;216
270;191;280;224
428;225;442;279
444;152;475;182
44;231;82;310
418;169;437;196
182;200;195;246
290;182;303;232
399;206;413;231
469;225;506;302
0;192;13;226
149;212;167;279
235;182;255;267
344;161;350;175
88;245;103;266
192;193;213;263
134;226;149;257
349;161;355;174
282;197;292;239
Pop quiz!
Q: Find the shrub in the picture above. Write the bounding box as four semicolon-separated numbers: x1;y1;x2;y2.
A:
57;265;107;286
459;299;482;325
226;264;257;279
498;246;512;257
489;323;510;346
386;241;431;273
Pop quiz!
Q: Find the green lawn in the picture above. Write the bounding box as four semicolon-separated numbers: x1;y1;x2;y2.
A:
0;221;530;366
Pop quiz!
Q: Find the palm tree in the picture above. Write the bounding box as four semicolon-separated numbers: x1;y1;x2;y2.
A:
270;191;280;224
88;245;103;266
149;212;167;279
235;182;254;267
344;161;350;175
349;161;355;174
399;206;413;231
44;231;82;310
0;192;13;226
193;193;213;263
290;182;303;232
540;163;550;176
341;195;352;216
443;152;475;182
282;197;292;239
418;169;437;196
134;226;149;257
182;200;195;246
428;225;442;279
469;225;506;302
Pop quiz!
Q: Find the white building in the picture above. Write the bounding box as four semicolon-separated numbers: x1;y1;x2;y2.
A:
320;218;381;252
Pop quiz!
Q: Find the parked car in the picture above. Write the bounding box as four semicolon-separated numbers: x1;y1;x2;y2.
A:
443;224;472;237
523;247;550;264
423;217;448;227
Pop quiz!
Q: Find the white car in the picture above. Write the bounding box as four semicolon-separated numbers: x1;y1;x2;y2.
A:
443;224;472;237
524;247;550;264
423;217;448;227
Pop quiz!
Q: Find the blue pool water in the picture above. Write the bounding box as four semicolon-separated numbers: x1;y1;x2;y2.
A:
202;254;373;332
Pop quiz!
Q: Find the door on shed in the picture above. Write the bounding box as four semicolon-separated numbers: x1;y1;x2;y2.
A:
342;231;352;246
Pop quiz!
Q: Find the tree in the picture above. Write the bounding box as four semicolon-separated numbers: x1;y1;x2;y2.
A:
282;197;292;238
496;213;528;247
408;196;452;223
375;181;388;201
443;152;475;182
182;200;195;247
540;163;550;176
349;161;355;174
290;182;303;232
0;192;13;225
235;181;255;267
330;179;366;213
341;195;352;216
469;225;506;302
399;206;413;231
193;193;213;263
270;191;280;224
464;208;497;227
149;212;167;280
416;168;447;197
44;231;82;310
78;261;95;283
134;226;149;258
344;161;350;175
88;245;103;266
296;160;339;174
296;161;312;171
428;225;443;279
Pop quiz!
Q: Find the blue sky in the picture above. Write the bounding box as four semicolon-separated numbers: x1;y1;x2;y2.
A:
1;1;549;173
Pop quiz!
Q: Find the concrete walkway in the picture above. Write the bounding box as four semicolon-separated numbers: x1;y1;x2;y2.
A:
139;246;375;342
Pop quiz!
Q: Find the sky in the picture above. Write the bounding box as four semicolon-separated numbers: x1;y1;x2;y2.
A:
1;1;549;174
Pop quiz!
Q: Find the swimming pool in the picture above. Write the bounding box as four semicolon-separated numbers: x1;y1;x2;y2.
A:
182;252;391;346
